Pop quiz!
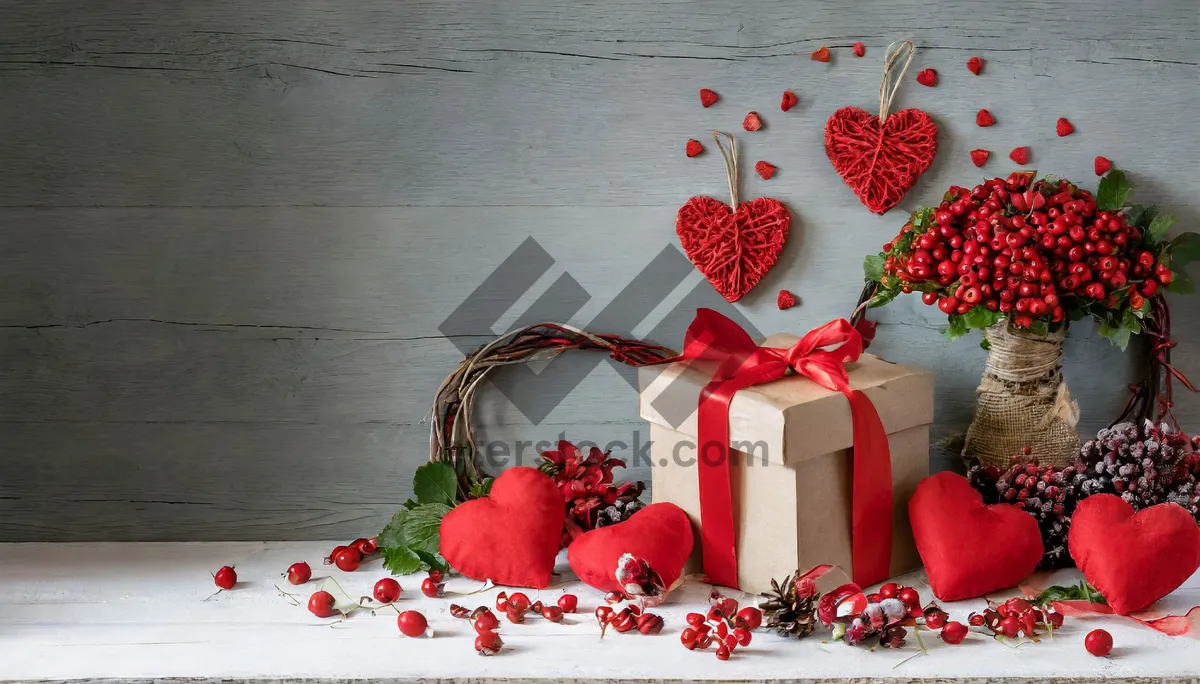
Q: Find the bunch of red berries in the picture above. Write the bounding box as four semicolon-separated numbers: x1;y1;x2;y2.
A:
539;440;646;548
495;590;570;624
967;596;1064;641
968;450;1079;567
819;581;966;648
450;604;505;655
324;537;378;572
679;591;763;661
595;603;664;637
871;171;1169;330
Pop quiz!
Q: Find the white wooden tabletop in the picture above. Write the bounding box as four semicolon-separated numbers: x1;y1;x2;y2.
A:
3;542;1199;683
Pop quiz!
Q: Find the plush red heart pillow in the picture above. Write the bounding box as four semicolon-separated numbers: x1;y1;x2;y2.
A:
439;467;564;588
909;472;1043;601
567;502;694;594
1068;494;1200;615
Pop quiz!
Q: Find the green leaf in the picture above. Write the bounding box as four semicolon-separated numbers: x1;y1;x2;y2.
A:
381;545;423;575
1026;319;1049;336
1147;213;1178;243
868;287;900;309
980;338;991;351
401;503;452;554
962;306;1002;330
1096;169;1131;211
863;254;886;283
1098;319;1132;351
377;508;409;548
943;315;968;340
1033;581;1107;607
1124;205;1151;229
1167;270;1195;295
413;549;449;573
1169;232;1200;268
413;461;459;506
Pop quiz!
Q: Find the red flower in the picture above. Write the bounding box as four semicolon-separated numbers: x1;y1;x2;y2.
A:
539;440;645;549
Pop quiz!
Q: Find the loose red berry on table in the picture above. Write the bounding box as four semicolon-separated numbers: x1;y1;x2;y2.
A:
970;149;991;168
1056;117;1075;137
681;627;699;650
637;612;665;634
333;547;361;572
923;606;949;629
699;88;718;108
213;566;237;590
736;606;763;630
916;68;937;87
308;590;337;618
326;545;347;564
742;111;762;132
495;591;508;612
1094;156;1113;175
506;604;526;624
1009;146;1030;165
420;577;442;598
811;46;830;62
541;605;565;623
685;139;703;158
940;621;968;644
397;610;429;637
853;41;865;57
1085;628;1113;656
755;161;776;180
715;645;732;661
780;90;798;112
976;109;995;127
373;577;402;603
428;569;443;583
285;562;311;585
967;56;984;75
475;631;503;656
530;600;544;614
557;594;578;613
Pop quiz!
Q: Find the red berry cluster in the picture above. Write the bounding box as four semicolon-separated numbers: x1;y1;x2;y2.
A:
876;171;1165;330
818;581;964;648
595;603;664;637
324;537;378;572
967;597;1064;641
539;440;646;549
679;591;762;661
451;604;505;655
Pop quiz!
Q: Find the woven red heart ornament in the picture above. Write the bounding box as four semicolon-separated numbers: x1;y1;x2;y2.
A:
677;132;790;302
825;41;938;215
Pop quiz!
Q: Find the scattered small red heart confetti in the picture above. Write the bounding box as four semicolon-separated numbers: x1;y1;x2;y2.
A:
967;56;984;75
976;109;995;127
742;111;762;131
970;149;990;167
811;46;831;62
699;89;718;108
1094;156;1113;175
780;91;798;112
777;289;797;310
916;68;937;87
755;161;776;179
1056;117;1075;136
1009;146;1029;165
686;139;704;158
853;42;866;57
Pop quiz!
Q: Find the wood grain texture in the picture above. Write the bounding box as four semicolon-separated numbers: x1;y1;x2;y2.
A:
0;0;1197;540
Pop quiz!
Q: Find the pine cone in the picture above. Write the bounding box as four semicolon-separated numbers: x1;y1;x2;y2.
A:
595;498;645;528
759;572;819;639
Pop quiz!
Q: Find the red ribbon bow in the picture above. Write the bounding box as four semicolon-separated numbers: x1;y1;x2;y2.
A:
673;308;893;589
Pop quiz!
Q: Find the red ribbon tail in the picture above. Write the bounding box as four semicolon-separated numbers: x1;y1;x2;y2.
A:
696;380;741;589
848;389;893;587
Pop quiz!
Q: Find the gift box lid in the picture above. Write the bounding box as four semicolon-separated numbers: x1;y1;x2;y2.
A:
638;333;934;467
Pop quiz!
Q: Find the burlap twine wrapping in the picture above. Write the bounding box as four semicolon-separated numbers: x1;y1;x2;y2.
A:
962;321;1080;468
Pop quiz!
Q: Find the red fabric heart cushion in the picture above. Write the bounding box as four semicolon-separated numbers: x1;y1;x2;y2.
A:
439;467;564;588
1068;494;1200;615
909;472;1043;601
567;502;694;593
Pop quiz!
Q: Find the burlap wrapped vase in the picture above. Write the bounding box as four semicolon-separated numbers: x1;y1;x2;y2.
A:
962;321;1080;468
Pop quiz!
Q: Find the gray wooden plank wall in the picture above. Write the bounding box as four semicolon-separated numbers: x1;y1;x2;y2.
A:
1;0;1197;541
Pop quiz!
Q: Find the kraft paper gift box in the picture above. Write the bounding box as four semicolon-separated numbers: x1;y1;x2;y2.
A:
637;332;934;594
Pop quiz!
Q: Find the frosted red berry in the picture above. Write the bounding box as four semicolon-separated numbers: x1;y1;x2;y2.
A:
699;88;718;108
976;109;995;127
213;566;237;590
780;90;798;112
967;56;983;75
970;149;990;168
916;68;937;87
1056;117;1075;137
742;111;762;132
811;46;830;62
755;161;776;179
1009;146;1029;165
686;139;703;158
1094;156;1112;176
853;42;865;57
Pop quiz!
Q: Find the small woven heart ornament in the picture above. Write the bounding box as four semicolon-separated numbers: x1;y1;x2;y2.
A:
676;131;790;302
825;41;938;214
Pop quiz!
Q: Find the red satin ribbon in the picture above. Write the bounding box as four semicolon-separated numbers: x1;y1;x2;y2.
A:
671;308;893;589
1052;601;1200;637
